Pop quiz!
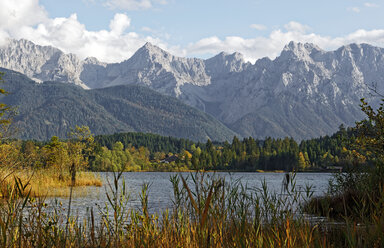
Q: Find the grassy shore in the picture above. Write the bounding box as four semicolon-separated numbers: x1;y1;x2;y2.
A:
0;171;381;247
0;169;102;198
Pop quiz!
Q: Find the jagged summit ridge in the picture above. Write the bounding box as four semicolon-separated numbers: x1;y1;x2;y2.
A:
1;39;384;140
280;41;324;63
0;39;249;91
178;41;384;140
205;51;249;76
0;39;89;88
92;42;211;96
138;42;167;55
283;41;323;53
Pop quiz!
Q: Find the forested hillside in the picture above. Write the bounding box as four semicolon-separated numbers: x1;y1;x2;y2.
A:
0;68;236;142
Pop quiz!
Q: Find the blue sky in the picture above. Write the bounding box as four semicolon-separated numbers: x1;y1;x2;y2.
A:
40;0;383;39
1;0;384;63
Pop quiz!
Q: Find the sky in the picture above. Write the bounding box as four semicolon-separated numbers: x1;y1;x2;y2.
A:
1;0;384;63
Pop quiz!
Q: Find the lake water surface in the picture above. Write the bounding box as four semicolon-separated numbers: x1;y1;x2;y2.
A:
49;172;332;219
48;172;332;221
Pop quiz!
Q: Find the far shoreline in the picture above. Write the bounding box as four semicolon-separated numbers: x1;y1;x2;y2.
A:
92;169;336;173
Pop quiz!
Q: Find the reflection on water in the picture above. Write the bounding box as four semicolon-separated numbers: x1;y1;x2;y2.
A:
47;172;332;219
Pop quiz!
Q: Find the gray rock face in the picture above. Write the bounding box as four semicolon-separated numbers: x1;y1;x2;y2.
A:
87;42;211;96
1;39;384;140
0;39;93;88
204;42;384;140
189;41;384;140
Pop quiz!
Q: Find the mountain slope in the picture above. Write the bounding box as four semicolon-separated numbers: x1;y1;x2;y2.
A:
179;42;384;139
0;68;236;141
85;43;211;97
1;39;384;140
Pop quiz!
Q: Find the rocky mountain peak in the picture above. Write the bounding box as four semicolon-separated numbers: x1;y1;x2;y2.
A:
84;56;104;65
335;43;383;60
5;39;56;52
210;51;245;63
142;41;161;50
205;51;248;75
284;41;321;52
95;42;211;96
0;39;90;88
280;41;323;61
125;42;177;71
134;42;169;59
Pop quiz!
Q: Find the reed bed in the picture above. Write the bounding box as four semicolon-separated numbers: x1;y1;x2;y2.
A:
0;171;382;247
0;169;102;198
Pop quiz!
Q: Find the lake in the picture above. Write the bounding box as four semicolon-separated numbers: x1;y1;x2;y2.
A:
48;172;333;219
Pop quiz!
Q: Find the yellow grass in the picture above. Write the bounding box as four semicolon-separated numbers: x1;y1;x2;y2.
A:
0;169;102;197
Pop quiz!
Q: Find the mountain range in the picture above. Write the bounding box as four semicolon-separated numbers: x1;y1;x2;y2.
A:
0;68;236;141
1;39;384;140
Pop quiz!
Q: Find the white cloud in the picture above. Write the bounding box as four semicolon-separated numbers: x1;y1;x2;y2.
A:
0;0;47;45
104;0;166;10
0;0;171;63
284;21;311;33
109;13;131;35
348;6;361;13
2;0;384;65
364;2;379;8
29;13;169;62
250;24;267;31
154;0;168;5
141;26;170;40
184;24;384;63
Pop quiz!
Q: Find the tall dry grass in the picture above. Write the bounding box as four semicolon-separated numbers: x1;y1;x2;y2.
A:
0;171;382;247
0;168;102;198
